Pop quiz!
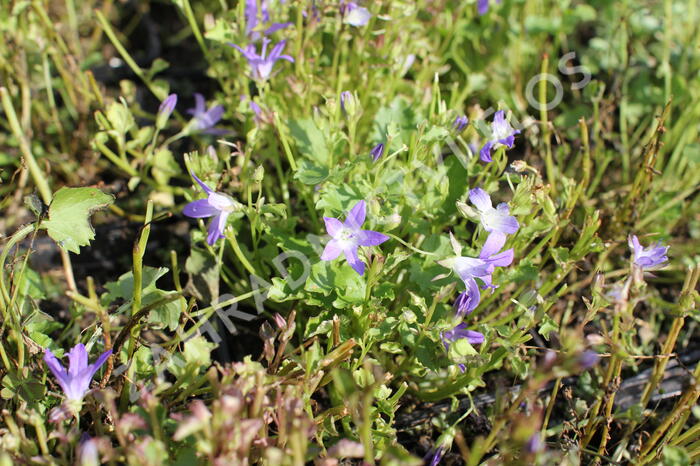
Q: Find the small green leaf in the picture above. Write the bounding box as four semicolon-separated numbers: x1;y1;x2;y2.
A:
42;187;114;254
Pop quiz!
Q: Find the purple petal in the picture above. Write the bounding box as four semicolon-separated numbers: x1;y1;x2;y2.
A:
67;343;89;377
344;201;366;230
480;232;506;259
469;187;492;212
87;349;112;380
323;217;344;237
44;349;69;387
357;230;389;247
268;40;287;60
264;22;292;35
190;171;214;195
480;141;494;163
344;247;365;275
321;239;343;261
497;134;515;149
206;212;229;245
455;278;481;316
453;257;491;281
183;199;219;218
485;248;514;267
477;0;490;15
193;93;206;115
228;43;258;61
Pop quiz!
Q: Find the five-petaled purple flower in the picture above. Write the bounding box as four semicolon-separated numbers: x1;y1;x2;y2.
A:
479;110;520;162
469;187;519;248
477;0;502;15
441;323;485;371
44;343;112;401
628;235;669;270
187;93;225;134
453;115;469;132
321;200;389;276
245;0;291;39
229;38;294;81
340;2;371;26
441;235;514;313
183;172;240;245
370;143;384;162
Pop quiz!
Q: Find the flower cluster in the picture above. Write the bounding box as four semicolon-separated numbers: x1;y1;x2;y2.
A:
438;188;519;371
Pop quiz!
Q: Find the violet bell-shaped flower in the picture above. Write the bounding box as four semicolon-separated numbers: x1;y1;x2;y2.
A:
439;233;514;314
187;93;225;134
229;38;294;81
453;115;469;132
628;234;669;270
183;172;241;245
370;143;384;162
480;110;520;162
44;343;112;402
320;200;389;276
341;2;371;26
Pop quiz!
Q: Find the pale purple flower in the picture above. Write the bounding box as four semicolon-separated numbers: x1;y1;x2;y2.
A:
370;143;384;162
441;323;485;372
525;433;544;454
341;2;371;26
479;110;520;162
340;91;353;113
245;0;291;39
441;236;514;312
187;93;225;133
579;350;600;370
320;200;389;276
183;172;239;245
229;38;294;81
424;446;445;466
477;0;502;15
469;188;519;249
43;344;111;401
156;93;177;128
628;235;669;270
453;115;468;132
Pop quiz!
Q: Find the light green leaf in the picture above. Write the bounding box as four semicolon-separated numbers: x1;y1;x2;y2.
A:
42;187;114;253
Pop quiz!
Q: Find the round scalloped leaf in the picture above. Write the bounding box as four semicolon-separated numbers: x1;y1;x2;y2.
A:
42;187;114;254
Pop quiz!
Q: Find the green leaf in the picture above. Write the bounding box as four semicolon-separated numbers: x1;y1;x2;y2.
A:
288;118;330;165
42;187;114;253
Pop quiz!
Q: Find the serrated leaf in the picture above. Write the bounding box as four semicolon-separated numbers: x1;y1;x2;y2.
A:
42;187;114;253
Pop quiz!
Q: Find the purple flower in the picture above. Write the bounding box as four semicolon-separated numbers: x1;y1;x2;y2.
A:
578;350;600;370
453;282;480;317
370;143;384;162
525;433;544;454
453;115;468;132
424;445;445;466
477;0;502;15
187;93;225;133
229;38;294;81
441;323;485;372
440;236;514;311
320;200;389;276
469;188;519;248
183;172;240;245
479;110;520;162
43;343;111;401
628;235;669;270
156;93;177;128
245;0;291;39
341;2;371;26
340;91;353;114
